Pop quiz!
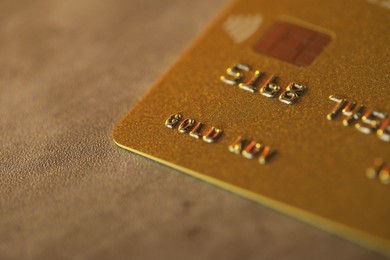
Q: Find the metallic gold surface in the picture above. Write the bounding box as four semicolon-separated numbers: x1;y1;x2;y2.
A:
113;0;390;256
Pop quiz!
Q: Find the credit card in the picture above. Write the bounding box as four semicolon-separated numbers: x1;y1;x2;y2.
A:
113;0;390;255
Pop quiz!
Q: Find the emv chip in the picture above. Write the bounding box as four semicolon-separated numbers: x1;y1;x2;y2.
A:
254;20;331;66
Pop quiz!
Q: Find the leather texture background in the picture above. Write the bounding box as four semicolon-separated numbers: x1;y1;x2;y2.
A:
0;0;386;259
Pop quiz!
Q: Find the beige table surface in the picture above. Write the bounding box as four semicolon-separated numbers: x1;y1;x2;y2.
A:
0;0;387;259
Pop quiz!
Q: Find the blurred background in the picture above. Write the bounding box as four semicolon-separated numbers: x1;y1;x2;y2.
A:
0;0;386;259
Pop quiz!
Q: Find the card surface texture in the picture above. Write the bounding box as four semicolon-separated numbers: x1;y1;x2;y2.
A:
113;0;390;255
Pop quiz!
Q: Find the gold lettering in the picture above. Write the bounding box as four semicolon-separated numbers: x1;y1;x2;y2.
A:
178;118;195;133
165;113;182;129
189;122;203;139
202;127;223;143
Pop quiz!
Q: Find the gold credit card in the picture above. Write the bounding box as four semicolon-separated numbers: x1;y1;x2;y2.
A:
113;0;390;255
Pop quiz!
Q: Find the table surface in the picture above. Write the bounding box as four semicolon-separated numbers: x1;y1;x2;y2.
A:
0;0;386;259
